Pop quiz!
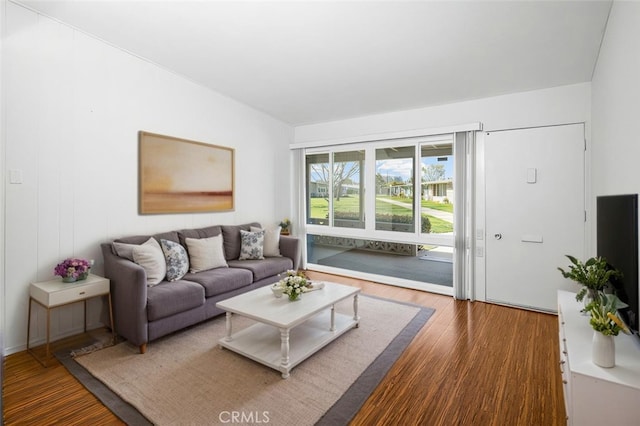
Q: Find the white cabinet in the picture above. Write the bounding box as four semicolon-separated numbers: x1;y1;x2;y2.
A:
558;290;640;425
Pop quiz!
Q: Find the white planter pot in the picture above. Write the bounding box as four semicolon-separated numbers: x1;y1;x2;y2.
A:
592;331;615;368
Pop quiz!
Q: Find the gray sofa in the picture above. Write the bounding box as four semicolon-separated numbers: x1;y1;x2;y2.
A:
101;222;299;354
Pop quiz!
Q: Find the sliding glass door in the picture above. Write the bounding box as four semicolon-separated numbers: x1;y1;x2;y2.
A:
305;135;457;293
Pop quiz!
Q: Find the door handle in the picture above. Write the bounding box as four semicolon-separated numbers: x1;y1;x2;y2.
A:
494;233;502;240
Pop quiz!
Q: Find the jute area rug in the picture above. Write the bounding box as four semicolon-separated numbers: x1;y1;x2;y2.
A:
69;295;434;426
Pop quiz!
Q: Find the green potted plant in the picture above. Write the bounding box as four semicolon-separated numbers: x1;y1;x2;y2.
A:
583;293;628;336
279;218;292;235
557;255;622;303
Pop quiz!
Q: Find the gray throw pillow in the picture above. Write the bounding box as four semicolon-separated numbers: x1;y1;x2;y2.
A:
112;241;136;260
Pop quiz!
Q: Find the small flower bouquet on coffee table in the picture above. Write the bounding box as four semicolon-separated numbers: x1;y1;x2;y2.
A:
277;270;309;301
273;270;325;301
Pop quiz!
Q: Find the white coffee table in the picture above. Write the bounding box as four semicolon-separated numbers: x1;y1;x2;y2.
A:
216;282;360;378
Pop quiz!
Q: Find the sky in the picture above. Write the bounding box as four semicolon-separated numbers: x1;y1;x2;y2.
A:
376;156;454;182
310;153;454;184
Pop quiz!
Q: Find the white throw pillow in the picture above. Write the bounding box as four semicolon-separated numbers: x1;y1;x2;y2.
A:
251;226;282;257
132;237;167;286
185;235;228;273
239;229;265;260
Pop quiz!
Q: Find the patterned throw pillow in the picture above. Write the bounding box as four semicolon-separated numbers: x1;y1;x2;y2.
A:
160;239;189;282
239;229;265;260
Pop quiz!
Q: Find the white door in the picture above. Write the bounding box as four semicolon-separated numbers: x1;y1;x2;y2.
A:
485;124;585;312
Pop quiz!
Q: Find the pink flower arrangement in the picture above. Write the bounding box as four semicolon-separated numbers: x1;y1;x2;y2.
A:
54;258;91;280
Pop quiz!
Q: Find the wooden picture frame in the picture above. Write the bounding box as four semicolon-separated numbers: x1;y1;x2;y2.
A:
139;131;234;214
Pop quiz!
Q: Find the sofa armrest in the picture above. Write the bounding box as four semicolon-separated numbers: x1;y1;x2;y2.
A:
101;243;149;349
278;236;300;271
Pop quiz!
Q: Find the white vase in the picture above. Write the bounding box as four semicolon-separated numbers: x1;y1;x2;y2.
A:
592;331;615;368
271;285;284;298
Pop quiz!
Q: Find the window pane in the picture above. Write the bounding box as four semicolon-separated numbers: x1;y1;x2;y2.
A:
306;153;329;225
420;143;454;235
375;146;415;232
333;151;365;229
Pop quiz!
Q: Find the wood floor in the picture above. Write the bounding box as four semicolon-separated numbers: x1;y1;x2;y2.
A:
2;271;566;425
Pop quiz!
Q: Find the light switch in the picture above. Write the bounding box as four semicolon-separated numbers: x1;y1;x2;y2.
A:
9;169;23;184
527;168;537;184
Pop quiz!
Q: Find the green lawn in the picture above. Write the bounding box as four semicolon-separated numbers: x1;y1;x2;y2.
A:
309;197;360;219
426;215;454;233
309;196;453;233
421;200;453;213
376;195;454;213
310;197;419;216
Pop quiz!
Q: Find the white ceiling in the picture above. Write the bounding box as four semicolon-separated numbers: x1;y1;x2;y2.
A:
16;0;612;125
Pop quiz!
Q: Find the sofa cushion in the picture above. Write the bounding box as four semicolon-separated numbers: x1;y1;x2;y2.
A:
177;226;222;250
115;231;180;246
251;226;282;257
227;257;294;282
160;239;189;282
183;268;253;297
146;280;205;321
154;231;181;245
132;238;167;286
221;223;260;260
112;232;181;260
239;229;265;260
185;235;228;273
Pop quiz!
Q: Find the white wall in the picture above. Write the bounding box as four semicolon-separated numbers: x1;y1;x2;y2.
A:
3;3;292;354
295;82;592;302
1;0;6;412
295;83;591;144
591;1;640;199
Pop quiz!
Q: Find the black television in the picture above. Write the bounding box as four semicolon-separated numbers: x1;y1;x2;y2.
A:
597;194;639;337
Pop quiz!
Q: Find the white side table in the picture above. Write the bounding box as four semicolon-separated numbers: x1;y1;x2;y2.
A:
27;273;115;367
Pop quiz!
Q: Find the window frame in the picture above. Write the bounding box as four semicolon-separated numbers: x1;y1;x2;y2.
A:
304;134;455;248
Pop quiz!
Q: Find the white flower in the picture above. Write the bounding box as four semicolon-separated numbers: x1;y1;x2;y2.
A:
277;271;309;299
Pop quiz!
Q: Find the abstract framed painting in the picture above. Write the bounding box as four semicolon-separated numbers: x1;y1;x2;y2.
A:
139;131;234;214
